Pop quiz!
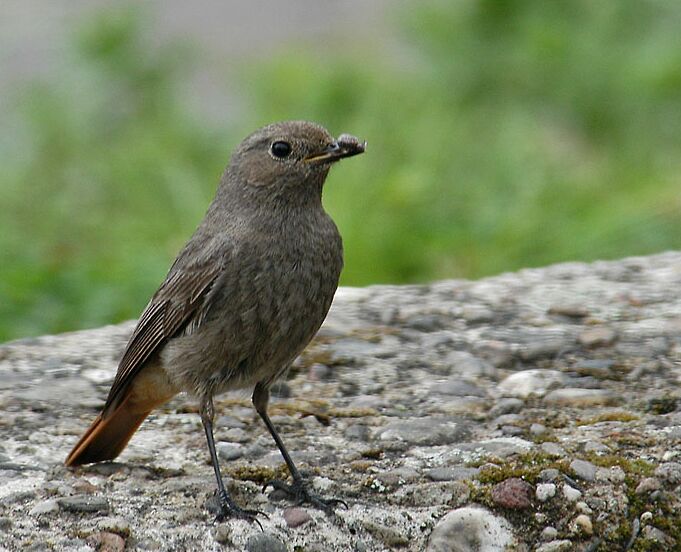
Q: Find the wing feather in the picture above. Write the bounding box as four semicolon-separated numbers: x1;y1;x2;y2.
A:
104;262;222;411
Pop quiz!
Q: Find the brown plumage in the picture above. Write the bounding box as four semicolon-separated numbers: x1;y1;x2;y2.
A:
65;121;365;522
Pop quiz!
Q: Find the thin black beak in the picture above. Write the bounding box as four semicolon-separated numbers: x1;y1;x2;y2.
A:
304;134;366;164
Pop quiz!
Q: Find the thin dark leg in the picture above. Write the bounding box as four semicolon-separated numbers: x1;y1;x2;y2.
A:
200;396;264;525
252;384;303;481
201;397;228;497
253;383;347;512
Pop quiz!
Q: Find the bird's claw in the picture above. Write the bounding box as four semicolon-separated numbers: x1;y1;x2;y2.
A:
209;489;267;529
262;478;348;513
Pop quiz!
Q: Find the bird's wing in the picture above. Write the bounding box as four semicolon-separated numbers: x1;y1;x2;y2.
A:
104;261;222;411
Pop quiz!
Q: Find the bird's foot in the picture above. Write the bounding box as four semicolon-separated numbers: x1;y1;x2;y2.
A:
263;478;347;513
207;489;267;528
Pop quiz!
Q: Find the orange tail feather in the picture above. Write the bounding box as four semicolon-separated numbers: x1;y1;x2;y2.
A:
66;362;177;467
65;395;151;467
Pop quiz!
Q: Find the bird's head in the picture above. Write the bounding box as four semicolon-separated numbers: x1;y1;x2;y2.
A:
224;121;365;203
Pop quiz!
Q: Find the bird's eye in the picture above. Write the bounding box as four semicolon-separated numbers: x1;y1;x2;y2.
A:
270;141;292;159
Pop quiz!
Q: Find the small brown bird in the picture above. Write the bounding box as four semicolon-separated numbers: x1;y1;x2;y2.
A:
65;121;365;522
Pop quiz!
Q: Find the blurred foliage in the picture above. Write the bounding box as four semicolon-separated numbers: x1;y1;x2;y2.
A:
0;8;229;340
2;1;681;341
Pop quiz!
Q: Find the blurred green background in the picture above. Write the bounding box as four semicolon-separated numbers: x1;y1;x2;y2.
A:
1;0;681;342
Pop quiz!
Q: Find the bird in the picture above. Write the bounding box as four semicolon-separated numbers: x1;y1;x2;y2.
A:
65;120;366;522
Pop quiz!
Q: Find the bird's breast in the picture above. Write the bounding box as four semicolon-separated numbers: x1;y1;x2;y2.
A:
247;226;343;347
166;214;343;396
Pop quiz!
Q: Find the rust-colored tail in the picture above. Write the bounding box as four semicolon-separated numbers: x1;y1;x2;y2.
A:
65;395;152;467
66;362;177;466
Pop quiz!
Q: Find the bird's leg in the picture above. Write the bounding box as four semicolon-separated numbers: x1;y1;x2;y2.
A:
253;383;347;513
200;395;265;525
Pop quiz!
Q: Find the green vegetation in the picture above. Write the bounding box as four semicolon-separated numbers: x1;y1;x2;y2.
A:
2;1;681;341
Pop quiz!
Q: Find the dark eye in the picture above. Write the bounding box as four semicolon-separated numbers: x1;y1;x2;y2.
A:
270;141;292;159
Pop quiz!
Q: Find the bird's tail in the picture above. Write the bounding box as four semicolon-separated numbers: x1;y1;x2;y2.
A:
65;394;153;467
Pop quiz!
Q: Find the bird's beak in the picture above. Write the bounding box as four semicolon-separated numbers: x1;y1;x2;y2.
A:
304;134;366;164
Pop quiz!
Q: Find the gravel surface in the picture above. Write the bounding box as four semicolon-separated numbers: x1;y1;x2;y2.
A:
1;252;681;551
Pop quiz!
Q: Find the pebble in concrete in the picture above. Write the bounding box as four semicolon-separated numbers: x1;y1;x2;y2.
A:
245;534;287;552
491;478;533;510
570;459;597;482
58;495;110;513
426;506;514;552
536;483;556;502
283;507;312;528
